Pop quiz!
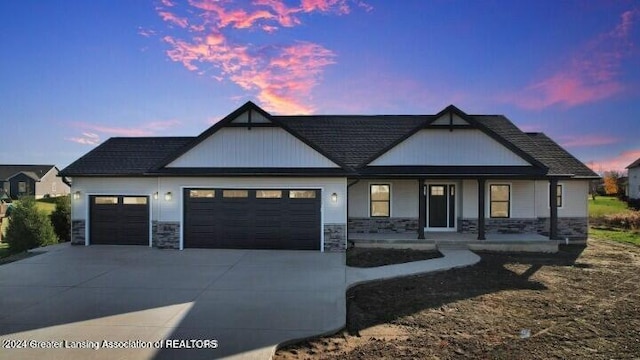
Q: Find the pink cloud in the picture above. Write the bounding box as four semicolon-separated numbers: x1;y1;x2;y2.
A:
137;27;156;38
559;134;620;148
158;11;188;28
66;120;181;145
66;132;100;146
587;149;640;173
153;0;366;113
509;8;640;110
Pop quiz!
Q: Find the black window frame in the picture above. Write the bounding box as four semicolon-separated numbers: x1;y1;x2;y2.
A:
370;184;390;218
489;184;511;218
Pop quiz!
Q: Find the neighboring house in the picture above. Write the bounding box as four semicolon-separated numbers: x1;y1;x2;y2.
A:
60;102;599;251
627;158;640;200
0;165;70;199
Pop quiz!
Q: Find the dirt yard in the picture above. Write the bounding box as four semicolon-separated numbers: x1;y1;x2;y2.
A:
275;239;640;359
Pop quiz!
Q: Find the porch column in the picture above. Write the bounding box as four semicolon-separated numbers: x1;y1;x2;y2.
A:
549;178;559;240
418;178;425;239
477;178;486;240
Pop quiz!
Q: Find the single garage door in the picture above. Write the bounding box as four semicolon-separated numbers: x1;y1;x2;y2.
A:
90;195;150;245
184;188;321;250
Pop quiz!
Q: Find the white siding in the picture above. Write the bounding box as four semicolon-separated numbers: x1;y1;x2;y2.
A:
167;127;338;168
369;129;531;166
70;177;158;223
535;180;589;218
348;179;419;217
629;167;640;199
431;113;469;125
461;179;588;219
229;110;271;123
462;180;478;218
71;176;347;224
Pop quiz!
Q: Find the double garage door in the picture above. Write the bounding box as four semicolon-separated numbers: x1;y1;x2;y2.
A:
184;188;321;250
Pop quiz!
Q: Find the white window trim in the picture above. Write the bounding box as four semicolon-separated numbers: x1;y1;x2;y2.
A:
368;182;392;218
487;182;512;219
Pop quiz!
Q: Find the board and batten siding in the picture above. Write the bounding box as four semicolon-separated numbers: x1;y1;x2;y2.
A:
629;167;640;199
369;129;531;166
167;127;339;168
71;176;347;225
461;179;589;219
348;180;418;218
70;177;158;224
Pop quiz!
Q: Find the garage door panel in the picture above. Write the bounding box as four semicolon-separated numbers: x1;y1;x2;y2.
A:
90;195;149;246
184;188;320;250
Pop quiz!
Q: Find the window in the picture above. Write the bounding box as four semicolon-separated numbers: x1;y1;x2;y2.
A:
490;184;510;218
370;184;390;217
289;190;316;198
430;186;445;196
555;184;563;208
123;197;147;205
95;196;118;205
256;190;282;199
190;190;215;198
223;190;248;198
18;181;26;193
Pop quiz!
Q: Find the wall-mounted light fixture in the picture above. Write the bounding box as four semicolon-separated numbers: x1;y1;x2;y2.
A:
331;192;338;203
73;191;81;200
153;192;159;200
164;192;172;201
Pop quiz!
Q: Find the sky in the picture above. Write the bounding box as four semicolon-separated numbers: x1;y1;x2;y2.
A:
1;0;639;172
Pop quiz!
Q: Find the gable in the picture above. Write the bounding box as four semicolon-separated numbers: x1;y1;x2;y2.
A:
430;113;469;126
167;114;339;168
369;129;532;167
230;109;271;124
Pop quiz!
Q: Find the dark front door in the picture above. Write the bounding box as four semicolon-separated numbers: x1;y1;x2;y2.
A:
427;184;456;229
90;195;149;245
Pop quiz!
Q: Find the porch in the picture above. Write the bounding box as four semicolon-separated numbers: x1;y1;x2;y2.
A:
348;232;559;253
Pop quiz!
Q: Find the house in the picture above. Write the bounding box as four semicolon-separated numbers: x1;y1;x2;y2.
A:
60;102;599;251
0;165;70;200
627;158;640;200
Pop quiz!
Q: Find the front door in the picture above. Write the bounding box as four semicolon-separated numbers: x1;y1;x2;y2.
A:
427;184;456;230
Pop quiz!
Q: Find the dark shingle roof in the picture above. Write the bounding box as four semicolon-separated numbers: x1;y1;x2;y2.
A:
276;115;430;168
60;106;598;179
627;158;640;169
60;137;193;176
0;165;55;181
525;132;599;178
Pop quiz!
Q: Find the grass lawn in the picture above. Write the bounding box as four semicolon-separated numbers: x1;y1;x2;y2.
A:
588;196;633;217
588;196;639;246
589;227;640;246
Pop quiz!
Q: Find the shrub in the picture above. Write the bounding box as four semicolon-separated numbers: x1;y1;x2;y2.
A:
4;197;57;252
597;212;640;232
50;195;71;242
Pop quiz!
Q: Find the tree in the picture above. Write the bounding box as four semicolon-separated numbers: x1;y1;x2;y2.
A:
4;197;57;252
603;171;621;196
50;195;71;242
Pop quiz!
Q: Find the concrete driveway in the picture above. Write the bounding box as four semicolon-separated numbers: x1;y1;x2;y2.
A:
0;243;346;360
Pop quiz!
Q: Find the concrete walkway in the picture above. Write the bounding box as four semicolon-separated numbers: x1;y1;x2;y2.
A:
346;248;481;287
0;244;480;360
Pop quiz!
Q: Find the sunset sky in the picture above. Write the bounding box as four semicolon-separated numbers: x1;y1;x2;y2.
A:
1;0;639;172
